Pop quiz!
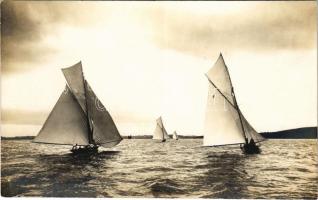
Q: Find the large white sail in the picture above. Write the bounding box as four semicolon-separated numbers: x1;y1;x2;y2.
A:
34;86;90;145
85;81;123;148
204;54;263;146
153;117;169;140
206;54;235;105
153;123;164;140
204;83;246;146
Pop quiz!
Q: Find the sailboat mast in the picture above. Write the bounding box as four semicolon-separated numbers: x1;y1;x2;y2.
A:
222;58;248;142
162;126;164;139
82;72;94;144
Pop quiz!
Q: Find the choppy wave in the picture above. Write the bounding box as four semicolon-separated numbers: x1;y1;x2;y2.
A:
1;139;317;198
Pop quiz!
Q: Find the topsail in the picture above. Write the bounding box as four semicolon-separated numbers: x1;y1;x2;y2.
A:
34;62;122;148
203;54;265;146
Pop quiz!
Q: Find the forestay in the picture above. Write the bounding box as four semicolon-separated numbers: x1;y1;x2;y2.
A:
34;86;90;145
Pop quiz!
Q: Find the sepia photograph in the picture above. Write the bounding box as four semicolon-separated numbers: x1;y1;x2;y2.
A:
1;0;317;198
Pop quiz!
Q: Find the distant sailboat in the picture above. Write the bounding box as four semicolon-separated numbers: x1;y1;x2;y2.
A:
153;117;170;142
34;62;123;154
204;53;265;154
172;131;179;140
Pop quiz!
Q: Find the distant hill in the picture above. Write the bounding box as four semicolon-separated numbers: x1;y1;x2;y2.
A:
2;135;203;140
260;127;317;139
122;135;152;139
122;135;203;139
2;127;316;140
1;136;35;140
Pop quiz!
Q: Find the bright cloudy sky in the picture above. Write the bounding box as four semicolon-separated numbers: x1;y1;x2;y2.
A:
1;1;317;136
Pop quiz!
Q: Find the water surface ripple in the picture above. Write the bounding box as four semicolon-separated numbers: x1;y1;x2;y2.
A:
1;139;317;198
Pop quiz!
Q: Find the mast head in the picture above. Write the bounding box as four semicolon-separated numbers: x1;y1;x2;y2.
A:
218;52;225;60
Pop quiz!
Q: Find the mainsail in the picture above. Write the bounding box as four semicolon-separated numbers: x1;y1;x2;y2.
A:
85;81;123;148
34;62;122;148
172;131;178;140
203;53;265;146
34;86;90;145
153;117;170;140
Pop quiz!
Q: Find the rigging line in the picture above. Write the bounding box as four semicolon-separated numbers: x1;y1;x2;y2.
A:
205;74;247;141
161;124;165;139
205;74;235;108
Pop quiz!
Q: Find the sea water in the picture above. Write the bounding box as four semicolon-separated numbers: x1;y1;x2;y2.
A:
1;139;317;198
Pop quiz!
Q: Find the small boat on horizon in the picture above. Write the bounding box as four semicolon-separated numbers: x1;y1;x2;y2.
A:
152;116;170;142
33;62;123;154
203;53;266;154
172;131;179;140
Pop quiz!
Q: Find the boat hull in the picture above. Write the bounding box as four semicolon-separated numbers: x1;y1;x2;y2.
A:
240;144;261;154
70;145;98;155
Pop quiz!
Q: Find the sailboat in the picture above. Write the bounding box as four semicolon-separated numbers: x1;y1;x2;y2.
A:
33;62;123;154
153;117;170;142
203;53;265;154
172;131;179;140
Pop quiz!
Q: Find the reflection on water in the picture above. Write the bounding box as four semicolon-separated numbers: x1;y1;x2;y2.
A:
1;139;317;198
198;152;248;198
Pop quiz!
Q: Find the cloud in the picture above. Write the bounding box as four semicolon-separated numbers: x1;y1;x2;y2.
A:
1;1;107;73
148;2;316;57
1;1;316;74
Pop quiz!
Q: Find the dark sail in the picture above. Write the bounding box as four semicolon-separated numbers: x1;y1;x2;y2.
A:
85;81;123;148
239;111;265;143
34;86;90;145
34;61;122;148
61;62;87;113
62;61;94;143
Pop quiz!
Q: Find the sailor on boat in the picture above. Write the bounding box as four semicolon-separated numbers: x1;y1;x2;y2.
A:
240;138;261;154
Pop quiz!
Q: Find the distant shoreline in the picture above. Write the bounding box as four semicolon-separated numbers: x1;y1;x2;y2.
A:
260;127;317;139
1;127;316;140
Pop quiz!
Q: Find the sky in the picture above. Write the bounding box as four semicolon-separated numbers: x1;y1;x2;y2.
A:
1;1;317;136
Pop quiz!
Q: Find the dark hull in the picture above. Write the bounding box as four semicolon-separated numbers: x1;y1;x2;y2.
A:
70;145;98;155
240;144;261;154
